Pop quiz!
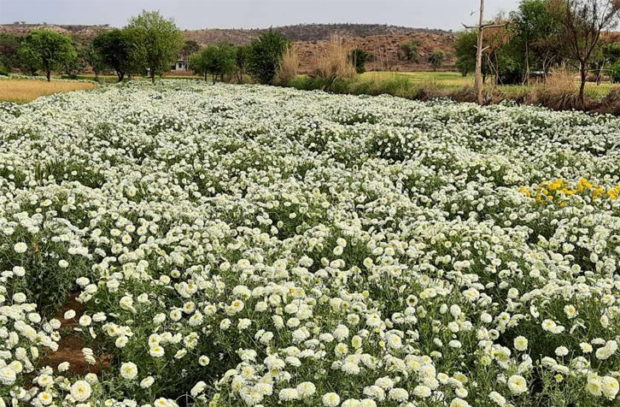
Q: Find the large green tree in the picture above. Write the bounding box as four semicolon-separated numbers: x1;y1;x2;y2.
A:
247;29;289;84
0;33;21;74
454;30;478;76
125;10;184;83
17;29;77;81
190;42;236;83
93;29;133;82
510;0;563;79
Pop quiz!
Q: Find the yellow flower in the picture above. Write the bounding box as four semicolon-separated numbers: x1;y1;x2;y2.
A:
593;187;605;200
608;189;618;200
561;187;576;196
548;178;563;190
518;186;531;197
577;178;592;191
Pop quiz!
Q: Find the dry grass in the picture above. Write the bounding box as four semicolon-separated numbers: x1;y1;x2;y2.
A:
276;45;300;85
311;36;357;81
0;79;97;102
526;70;581;110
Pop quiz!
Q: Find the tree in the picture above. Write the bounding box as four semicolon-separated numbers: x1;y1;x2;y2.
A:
548;0;620;107
247;29;289;84
0;33;21;73
234;45;250;82
125;10;184;83
182;40;200;70
93;29;133;82
510;0;564;81
398;40;420;62
17;29;77;81
454;30;477;76
429;50;445;71
349;48;370;73
190;43;236;83
83;45;107;81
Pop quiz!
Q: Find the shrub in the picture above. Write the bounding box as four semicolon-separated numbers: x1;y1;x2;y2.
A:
349;48;370;74
248;29;289;84
397;40;420;62
429;50;445;71
610;60;620;83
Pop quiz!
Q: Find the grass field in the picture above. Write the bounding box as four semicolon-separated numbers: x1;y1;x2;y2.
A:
361;71;620;99
0;78;97;102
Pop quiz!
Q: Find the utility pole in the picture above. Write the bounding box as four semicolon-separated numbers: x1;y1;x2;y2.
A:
474;0;485;105
464;0;508;105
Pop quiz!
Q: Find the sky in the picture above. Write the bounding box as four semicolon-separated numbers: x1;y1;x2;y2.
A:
0;0;519;31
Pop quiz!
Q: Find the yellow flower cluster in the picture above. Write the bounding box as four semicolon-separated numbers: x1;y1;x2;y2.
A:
519;178;620;204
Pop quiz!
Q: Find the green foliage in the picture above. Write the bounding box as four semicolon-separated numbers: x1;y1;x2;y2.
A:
0;33;21;72
349;48;370;74
603;42;620;65
125;10;184;83
398;40;420;62
234;45;250;81
610;60;620;83
82;44;107;80
182;40;200;57
190;43;236;83
454;30;477;76
429;49;445;71
93;29;133;81
247;29;289;84
509;0;563;73
17;29;77;81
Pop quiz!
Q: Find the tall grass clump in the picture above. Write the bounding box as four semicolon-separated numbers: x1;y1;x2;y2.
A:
528;69;581;110
312;36;357;82
275;44;299;85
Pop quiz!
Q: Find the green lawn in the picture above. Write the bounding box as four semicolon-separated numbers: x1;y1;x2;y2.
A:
361;71;620;99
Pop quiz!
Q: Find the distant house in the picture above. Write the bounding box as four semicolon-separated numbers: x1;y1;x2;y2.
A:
171;60;188;71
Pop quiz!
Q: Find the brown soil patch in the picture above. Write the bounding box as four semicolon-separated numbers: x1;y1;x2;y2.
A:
39;294;112;376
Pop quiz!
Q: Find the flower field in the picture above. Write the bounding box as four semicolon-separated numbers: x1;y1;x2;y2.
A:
0;81;619;407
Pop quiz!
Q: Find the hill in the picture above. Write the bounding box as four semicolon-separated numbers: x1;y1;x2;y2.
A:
0;23;457;71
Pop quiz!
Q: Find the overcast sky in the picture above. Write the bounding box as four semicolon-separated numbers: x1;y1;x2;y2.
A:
0;0;518;30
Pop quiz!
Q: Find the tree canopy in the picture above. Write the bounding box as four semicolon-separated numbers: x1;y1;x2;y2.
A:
17;29;77;81
125;10;184;83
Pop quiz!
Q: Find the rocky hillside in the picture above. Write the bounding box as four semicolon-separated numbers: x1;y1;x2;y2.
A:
0;23;456;71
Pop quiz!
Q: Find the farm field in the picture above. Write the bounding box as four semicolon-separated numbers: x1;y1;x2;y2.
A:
0;78;97;103
0;81;619;406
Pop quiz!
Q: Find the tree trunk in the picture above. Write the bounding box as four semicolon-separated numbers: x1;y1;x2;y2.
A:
151;70;156;84
46;70;51;82
524;37;530;85
204;72;207;82
579;60;587;109
474;0;485;105
117;72;124;82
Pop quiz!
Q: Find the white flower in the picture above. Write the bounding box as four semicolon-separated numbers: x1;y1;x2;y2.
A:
70;380;92;402
322;392;341;407
388;388;409;402
0;367;16;385
601;376;619;400
120;362;138;380
514;336;528;351
507;375;527;395
296;381;316;397
14;242;27;253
